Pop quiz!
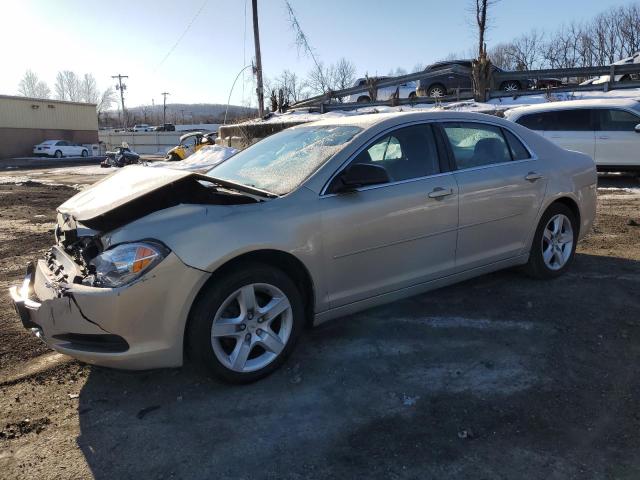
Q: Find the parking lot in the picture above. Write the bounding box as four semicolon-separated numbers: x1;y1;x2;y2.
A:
0;174;639;479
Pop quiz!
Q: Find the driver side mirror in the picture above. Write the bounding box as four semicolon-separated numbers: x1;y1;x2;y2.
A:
332;163;390;194
635;124;640;133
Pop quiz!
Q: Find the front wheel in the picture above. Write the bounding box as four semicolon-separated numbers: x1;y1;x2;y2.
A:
187;264;304;383
525;203;577;279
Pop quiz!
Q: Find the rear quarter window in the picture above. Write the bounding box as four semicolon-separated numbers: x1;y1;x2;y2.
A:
503;130;531;160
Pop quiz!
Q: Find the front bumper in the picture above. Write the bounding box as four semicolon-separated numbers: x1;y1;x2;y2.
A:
9;247;207;370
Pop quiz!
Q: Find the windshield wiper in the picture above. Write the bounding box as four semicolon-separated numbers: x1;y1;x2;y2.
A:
197;175;280;199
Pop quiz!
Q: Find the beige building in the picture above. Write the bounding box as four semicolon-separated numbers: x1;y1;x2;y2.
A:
0;95;98;158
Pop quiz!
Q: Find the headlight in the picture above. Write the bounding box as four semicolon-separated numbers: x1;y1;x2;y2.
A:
89;241;169;288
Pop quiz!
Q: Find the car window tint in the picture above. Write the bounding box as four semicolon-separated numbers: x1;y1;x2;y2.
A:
553;109;593;131
349;124;440;183
503;129;531;160
518;112;557;131
599;109;640;131
442;123;511;169
57;141;67;146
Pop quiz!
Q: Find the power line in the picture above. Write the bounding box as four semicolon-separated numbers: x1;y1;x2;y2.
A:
155;0;209;71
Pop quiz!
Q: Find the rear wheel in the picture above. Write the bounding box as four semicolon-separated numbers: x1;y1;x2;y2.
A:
501;80;521;92
427;84;446;98
357;95;371;103
81;149;89;157
525;203;577;279
54;150;63;158
187;264;304;383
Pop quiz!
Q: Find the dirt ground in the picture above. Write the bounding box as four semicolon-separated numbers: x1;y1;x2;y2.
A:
0;175;639;479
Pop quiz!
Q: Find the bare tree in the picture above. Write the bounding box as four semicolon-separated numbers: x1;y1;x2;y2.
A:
80;73;99;103
97;87;117;115
17;70;50;98
470;0;498;101
332;58;356;91
55;70;81;101
285;0;329;92
471;0;498;58
506;30;544;70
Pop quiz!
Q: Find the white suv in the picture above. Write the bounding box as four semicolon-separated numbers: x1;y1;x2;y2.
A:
504;98;640;172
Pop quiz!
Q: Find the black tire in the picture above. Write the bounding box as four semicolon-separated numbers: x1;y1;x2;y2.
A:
168;152;181;162
186;263;304;383
81;149;89;158
357;95;371;103
501;81;521;92
427;84;446;98
524;203;578;279
408;92;417;100
54;150;63;158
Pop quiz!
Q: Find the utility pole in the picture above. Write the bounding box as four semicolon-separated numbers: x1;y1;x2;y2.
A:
112;74;128;130
180;109;185;124
251;0;264;117
161;92;170;126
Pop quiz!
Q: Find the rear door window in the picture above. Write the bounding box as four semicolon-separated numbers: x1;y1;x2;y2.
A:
553;109;595;131
598;109;640;131
516;112;554;131
442;123;512;169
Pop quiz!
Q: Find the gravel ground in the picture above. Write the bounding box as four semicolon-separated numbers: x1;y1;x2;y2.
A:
0;175;639;479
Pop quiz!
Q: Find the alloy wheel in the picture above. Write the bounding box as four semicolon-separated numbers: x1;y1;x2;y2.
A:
541;214;574;271
210;283;293;373
503;82;519;92
429;86;445;98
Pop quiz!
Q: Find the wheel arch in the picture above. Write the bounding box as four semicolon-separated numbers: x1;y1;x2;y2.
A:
186;249;316;338
552;196;581;232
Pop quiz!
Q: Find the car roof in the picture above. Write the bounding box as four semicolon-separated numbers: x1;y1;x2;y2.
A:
40;140;61;143
300;110;507;130
505;98;640;117
426;60;472;69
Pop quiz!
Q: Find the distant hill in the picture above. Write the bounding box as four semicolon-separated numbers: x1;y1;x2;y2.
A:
100;103;257;127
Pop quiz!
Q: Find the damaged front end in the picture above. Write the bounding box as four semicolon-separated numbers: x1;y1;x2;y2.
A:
7;166;245;369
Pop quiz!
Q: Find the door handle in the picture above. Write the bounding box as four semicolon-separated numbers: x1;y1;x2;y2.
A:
428;187;453;199
599;135;610;139
525;172;544;182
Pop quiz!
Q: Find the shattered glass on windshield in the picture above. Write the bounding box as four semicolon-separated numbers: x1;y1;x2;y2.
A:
206;125;362;195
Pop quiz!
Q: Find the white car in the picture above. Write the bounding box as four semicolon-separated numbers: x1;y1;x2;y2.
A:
504;98;640;172
132;124;152;132
580;52;640;86
347;77;417;103
33;140;89;158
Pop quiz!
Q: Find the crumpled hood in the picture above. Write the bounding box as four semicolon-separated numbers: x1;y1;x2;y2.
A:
57;165;256;232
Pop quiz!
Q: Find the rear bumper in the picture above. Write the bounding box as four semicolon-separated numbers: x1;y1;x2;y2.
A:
9;249;208;370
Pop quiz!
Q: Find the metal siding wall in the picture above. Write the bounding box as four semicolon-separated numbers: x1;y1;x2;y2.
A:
98;131;184;154
0;96;97;130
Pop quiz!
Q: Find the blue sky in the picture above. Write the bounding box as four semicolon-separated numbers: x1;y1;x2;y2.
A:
1;0;632;107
